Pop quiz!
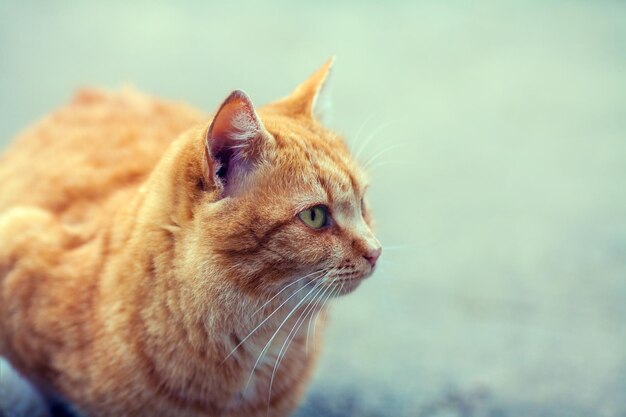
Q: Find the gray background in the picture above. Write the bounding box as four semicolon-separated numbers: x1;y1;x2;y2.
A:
1;1;625;416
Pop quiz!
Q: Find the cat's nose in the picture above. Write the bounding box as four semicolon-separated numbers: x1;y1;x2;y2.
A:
363;246;382;268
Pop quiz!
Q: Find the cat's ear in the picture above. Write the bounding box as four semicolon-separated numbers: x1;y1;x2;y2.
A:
269;57;334;122
204;90;272;193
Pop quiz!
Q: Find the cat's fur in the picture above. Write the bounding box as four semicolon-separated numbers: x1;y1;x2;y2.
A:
0;60;381;417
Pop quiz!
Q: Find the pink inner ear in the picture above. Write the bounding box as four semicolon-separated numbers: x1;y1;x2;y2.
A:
208;91;261;158
205;90;266;186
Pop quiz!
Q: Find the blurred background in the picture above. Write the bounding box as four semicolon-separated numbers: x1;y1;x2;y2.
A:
1;1;626;416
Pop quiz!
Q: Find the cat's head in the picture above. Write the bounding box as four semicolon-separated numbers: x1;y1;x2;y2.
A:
195;59;381;302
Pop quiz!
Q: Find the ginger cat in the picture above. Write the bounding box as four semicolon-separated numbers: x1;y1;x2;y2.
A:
0;59;381;417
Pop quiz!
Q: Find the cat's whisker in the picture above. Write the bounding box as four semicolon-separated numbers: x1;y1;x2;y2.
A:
268;281;341;412
365;159;413;173
245;278;328;393
305;290;330;355
267;283;333;408
310;277;343;355
363;142;409;170
312;282;342;356
222;270;327;363
250;267;340;394
334;282;344;307
305;280;336;354
349;111;378;153
253;269;327;316
303;267;348;355
354;120;398;161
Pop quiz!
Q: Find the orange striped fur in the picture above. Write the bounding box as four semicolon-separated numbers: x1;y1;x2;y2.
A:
0;60;381;417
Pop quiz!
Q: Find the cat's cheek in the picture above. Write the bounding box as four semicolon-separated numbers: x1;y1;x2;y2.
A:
321;236;348;267
301;234;333;263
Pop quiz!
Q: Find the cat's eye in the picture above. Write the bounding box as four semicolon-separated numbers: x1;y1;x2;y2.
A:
298;205;329;229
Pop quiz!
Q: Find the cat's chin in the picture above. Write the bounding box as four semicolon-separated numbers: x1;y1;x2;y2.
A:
329;277;365;296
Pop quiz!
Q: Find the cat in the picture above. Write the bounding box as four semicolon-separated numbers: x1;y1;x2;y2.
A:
0;59;382;417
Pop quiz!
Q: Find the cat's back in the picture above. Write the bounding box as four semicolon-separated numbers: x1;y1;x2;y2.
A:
0;88;204;225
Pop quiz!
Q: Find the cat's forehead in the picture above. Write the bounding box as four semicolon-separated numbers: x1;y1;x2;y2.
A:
266;124;368;210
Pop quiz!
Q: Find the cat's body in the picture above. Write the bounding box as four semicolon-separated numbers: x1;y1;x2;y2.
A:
0;61;381;417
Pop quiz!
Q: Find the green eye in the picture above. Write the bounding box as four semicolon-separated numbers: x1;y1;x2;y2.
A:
298;205;329;229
